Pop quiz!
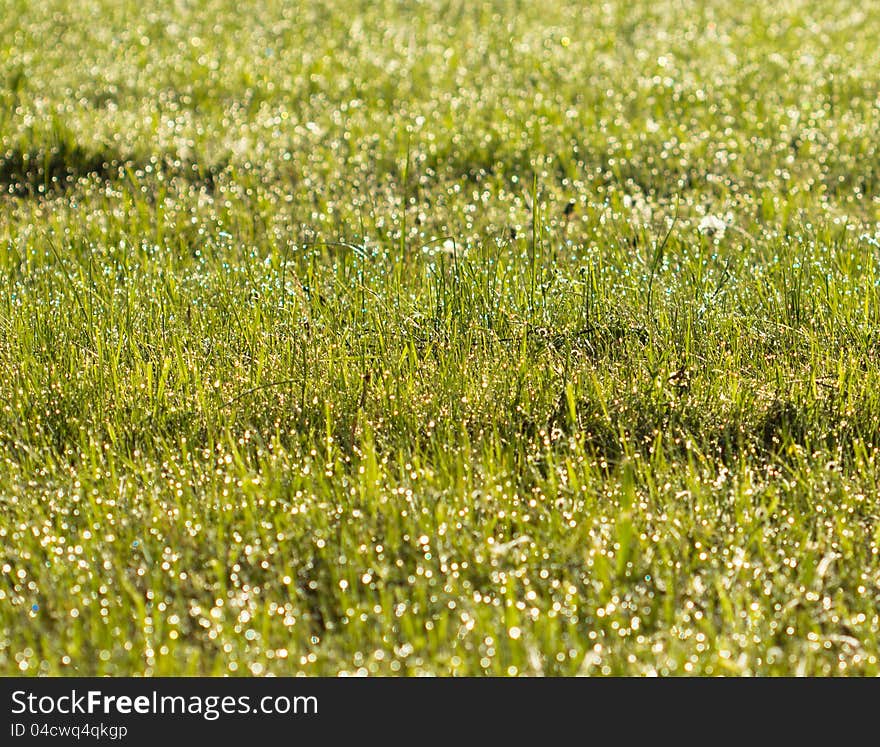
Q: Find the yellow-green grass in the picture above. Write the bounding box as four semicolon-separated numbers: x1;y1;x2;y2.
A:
2;0;880;674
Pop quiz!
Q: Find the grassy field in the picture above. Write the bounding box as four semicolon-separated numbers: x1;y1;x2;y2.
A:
2;0;880;676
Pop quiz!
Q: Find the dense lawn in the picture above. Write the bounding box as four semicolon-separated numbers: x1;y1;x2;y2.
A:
2;0;880;675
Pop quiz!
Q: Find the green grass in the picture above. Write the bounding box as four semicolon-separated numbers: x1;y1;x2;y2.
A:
2;0;880;675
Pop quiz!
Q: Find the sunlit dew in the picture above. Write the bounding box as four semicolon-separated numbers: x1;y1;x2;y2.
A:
2;0;880;676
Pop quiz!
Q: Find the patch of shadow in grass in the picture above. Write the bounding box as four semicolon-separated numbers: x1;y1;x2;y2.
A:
0;141;131;196
551;387;875;467
0;140;232;197
527;322;649;359
758;399;813;454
